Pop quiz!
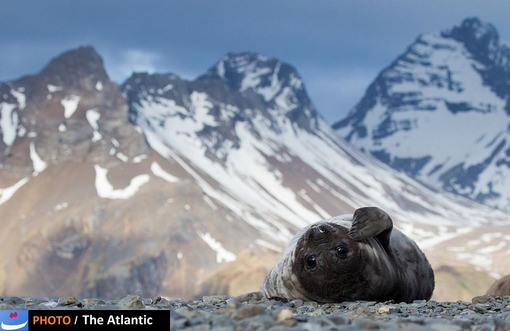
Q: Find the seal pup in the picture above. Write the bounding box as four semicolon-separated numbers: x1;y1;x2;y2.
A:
486;274;510;296
261;207;434;303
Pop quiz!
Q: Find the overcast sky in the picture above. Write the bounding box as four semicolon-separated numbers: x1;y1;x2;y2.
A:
1;1;509;123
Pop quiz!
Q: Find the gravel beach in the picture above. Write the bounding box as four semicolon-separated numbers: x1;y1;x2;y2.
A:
2;294;510;330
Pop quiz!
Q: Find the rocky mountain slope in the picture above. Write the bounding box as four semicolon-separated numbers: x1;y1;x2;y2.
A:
0;45;508;301
334;17;510;212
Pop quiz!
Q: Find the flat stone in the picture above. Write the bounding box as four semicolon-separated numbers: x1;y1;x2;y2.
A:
57;296;82;307
472;295;496;304
202;295;229;304
117;294;145;309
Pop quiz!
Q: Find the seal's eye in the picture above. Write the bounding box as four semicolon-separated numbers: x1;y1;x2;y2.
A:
305;254;317;270
336;244;349;258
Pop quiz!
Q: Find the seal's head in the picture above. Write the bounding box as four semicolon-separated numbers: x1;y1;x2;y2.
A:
292;222;367;302
261;208;433;303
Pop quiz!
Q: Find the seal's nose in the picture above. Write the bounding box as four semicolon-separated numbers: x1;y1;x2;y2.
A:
310;224;329;241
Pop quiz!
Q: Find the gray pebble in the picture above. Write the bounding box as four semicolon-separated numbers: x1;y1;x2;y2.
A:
57;296;83;307
117;294;145;309
153;295;171;307
289;299;304;307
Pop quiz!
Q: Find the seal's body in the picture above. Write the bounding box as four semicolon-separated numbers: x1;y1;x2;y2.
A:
262;207;434;303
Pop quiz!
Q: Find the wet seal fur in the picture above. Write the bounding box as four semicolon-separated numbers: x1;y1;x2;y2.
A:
258;207;434;303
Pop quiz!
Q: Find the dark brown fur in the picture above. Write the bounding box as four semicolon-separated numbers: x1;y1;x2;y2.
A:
292;224;370;302
261;207;435;303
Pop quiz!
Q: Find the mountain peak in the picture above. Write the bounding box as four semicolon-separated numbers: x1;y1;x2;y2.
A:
198;52;320;132
334;17;510;211
204;52;306;101
444;17;500;61
206;52;275;91
39;46;109;87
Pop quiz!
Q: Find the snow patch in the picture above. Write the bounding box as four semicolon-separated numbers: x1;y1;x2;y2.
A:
255;239;282;252
61;95;81;119
116;153;129;162
30;142;47;175
150;162;179;183
162;84;174;92
198;231;236;263
47;85;63;93
94;165;150;199
0;177;29;205
54;202;69;211
216;60;225;77
10;89;26;110
86;109;102;142
297;189;331;219
133;154;148;163
0;102;18;146
17;125;26;138
190;92;216;127
203;195;218;210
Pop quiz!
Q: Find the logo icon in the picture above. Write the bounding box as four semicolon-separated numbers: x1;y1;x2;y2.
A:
0;310;28;331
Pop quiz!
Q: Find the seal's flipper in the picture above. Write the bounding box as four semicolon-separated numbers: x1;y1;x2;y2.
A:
348;207;393;250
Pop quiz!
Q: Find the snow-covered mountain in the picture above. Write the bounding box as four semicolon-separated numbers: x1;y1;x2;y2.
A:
0;46;508;300
334;18;510;212
123;52;510;298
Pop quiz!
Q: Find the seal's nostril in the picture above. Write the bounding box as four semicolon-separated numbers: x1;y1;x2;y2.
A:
310;225;328;240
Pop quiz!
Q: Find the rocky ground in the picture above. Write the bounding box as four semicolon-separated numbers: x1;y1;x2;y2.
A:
2;294;510;330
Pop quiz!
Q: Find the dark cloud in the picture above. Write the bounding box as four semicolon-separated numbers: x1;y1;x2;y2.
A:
1;0;509;122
